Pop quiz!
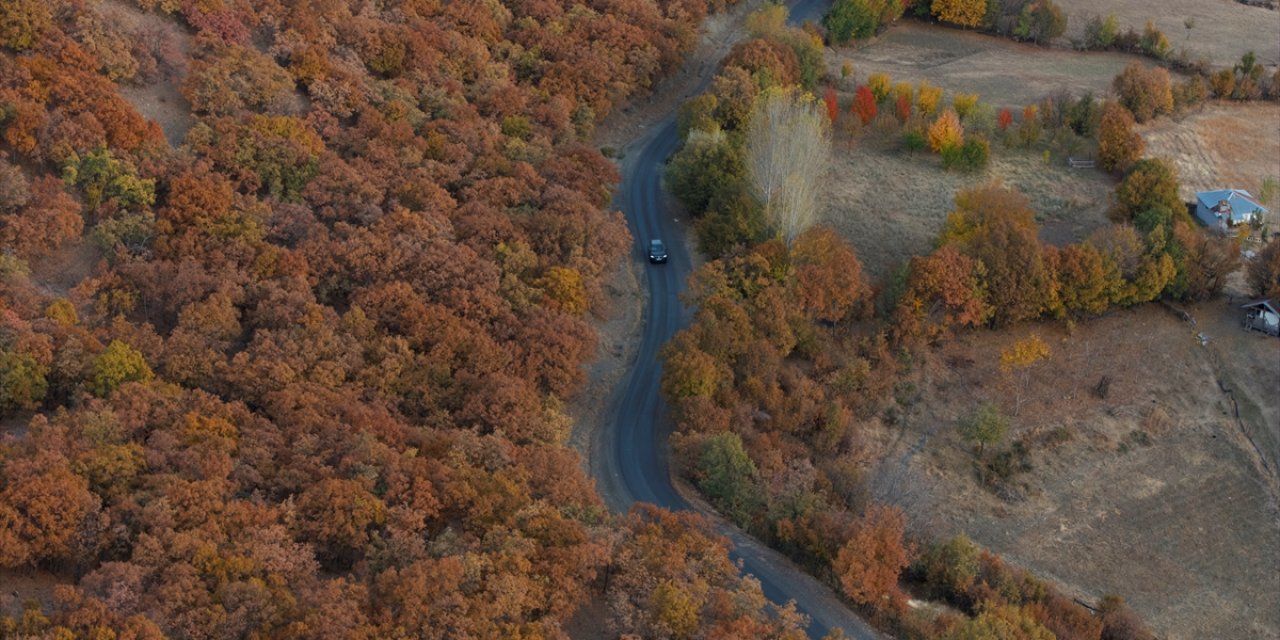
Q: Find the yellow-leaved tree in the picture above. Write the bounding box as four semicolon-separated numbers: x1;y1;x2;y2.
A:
932;0;987;27
1001;334;1051;415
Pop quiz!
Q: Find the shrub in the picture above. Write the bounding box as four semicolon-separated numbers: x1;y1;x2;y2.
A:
919;534;981;601
1173;75;1207;112
1013;0;1066;44
941;134;989;171
1113;62;1173;122
952;93;979;120
1140;21;1170;59
903;128;927;154
1018;104;1040;146
1100;595;1157;640
1210;68;1236;99
961;134;990;169
940;143;963;169
981;441;1032;486
997;108;1013;130
1084;14;1119;49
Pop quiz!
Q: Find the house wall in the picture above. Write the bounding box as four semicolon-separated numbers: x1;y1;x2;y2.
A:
1195;201;1261;229
1195;202;1218;227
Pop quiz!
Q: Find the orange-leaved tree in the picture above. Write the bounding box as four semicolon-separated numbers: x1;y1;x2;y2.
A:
1097;101;1144;173
790;226;872;323
834;503;912;613
927;108;964;153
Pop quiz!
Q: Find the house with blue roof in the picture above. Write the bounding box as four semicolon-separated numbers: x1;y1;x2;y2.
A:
1194;189;1268;230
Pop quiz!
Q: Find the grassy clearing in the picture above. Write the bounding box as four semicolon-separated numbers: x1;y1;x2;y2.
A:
821;137;1115;283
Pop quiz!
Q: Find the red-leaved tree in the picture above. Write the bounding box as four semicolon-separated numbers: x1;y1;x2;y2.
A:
852;85;877;125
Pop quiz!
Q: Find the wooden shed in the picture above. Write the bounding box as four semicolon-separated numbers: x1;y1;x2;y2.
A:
1242;299;1280;336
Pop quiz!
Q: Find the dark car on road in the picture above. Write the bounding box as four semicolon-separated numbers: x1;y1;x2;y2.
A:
648;239;668;263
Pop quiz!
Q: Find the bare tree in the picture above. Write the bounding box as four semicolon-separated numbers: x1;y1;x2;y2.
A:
746;87;831;247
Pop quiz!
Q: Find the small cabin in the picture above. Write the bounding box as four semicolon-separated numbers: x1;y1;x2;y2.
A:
1242;299;1279;336
1195;189;1268;231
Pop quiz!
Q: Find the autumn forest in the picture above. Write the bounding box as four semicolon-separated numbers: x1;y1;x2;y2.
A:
2;0;1279;638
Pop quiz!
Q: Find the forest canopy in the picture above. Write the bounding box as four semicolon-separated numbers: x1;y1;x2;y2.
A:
0;0;775;637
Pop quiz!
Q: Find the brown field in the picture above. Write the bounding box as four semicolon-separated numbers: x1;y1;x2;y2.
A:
897;300;1280;640
828;22;1146;112
1142;101;1280;201
1057;0;1280;69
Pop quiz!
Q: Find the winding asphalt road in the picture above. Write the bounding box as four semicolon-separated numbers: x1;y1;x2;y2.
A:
592;1;882;638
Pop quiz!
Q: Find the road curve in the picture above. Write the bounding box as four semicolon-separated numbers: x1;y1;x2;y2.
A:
591;2;883;638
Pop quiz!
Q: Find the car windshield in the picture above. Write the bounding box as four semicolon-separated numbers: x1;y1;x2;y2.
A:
650;240;664;252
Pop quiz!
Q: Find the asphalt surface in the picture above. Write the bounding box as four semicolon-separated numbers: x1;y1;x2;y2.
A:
591;2;883;638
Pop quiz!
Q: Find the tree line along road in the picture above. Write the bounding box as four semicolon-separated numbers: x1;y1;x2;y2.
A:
591;1;885;638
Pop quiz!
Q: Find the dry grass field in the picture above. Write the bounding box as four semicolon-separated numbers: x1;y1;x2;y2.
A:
1142;102;1280;201
821;143;1115;283
828;22;1145;112
897;300;1280;640
1057;0;1280;68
